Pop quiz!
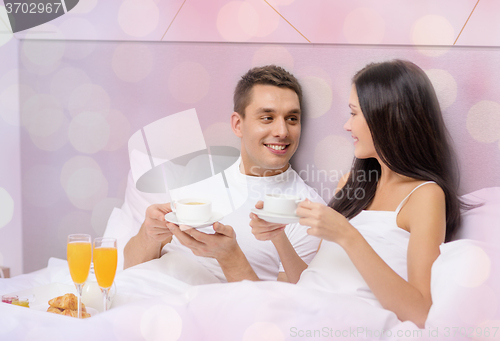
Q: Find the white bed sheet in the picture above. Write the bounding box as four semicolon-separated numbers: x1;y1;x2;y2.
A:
0;255;414;341
1;241;499;340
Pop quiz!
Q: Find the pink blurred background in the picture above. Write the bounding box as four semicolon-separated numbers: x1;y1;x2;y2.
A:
0;0;499;276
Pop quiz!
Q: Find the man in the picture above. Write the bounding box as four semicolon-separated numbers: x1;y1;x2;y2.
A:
123;65;324;282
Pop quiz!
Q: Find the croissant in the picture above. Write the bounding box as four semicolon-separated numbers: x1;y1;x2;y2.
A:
47;306;64;314
48;293;78;310
48;293;87;312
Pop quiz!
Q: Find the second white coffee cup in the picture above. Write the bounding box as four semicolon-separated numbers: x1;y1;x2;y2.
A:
172;198;212;223
263;194;302;216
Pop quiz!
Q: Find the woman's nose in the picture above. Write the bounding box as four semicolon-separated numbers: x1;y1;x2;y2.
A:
343;117;352;132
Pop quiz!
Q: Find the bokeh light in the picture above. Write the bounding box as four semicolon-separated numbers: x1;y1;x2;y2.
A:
140;305;182;341
27;104;65;138
50;67;92;107
103;109;131;152
343;7;385;44
60;156;109;210
118;0;159;38
314;135;354;180
425;69;457;110
168;62;210;104
29;117;69;152
412;15;454;57
467;100;500;144
112;43;155;83
245;0;280;38
217;1;255;41
243;322;285;341
301;76;333;119
60;17;97;40
252;45;294;71
59;18;97;59
203;122;240;150
68;83;111;118
22;24;65;66
22;94;64;139
22;165;61;208
453;245;491;288
0;187;14;228
68;111;110;154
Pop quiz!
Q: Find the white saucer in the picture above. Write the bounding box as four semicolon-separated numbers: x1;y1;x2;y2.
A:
165;211;224;229
250;208;300;225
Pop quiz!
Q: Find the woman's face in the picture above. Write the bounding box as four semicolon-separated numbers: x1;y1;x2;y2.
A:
344;85;377;159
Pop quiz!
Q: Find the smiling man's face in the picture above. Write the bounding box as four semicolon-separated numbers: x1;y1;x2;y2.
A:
231;84;301;177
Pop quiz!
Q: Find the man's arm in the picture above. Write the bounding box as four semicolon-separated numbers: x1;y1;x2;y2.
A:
123;203;173;269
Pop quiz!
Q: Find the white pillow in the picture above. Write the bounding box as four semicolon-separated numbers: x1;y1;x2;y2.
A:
426;239;499;332
455;186;500;242
426;188;500;332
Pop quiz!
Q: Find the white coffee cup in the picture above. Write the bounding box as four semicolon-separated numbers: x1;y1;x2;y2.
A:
263;193;302;216
172;198;212;223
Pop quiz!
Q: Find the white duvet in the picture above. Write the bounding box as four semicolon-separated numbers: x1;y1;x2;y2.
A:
1;238;498;341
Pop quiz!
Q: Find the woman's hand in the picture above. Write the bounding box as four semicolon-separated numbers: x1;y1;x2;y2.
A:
296;199;354;245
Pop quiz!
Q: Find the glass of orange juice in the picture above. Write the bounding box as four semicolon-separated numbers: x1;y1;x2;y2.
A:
67;234;92;319
93;237;117;312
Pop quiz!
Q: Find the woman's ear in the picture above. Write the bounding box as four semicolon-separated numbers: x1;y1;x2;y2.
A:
231;111;243;138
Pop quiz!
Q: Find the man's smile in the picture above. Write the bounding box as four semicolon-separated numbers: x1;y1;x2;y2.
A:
264;143;289;152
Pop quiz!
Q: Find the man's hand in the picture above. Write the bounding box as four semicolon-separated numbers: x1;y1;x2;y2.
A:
168;222;260;282
167;222;238;262
140;203;173;244
123;203;173;269
249;201;286;241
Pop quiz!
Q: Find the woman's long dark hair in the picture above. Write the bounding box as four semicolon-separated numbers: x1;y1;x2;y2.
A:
330;59;465;242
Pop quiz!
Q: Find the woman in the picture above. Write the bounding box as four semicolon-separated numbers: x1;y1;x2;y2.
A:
250;59;465;328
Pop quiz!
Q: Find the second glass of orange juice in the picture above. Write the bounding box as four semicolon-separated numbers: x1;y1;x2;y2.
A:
93;237;117;311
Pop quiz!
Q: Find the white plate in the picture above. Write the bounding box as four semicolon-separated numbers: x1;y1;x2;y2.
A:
250;208;300;224
165;211;224;229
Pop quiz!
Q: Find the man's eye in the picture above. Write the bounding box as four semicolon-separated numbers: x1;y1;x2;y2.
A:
350;112;356;116
262;117;273;121
287;116;299;122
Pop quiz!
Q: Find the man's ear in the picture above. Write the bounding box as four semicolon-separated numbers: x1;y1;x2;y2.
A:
230;111;243;138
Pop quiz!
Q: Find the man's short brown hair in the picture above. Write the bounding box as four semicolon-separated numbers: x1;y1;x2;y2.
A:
233;65;302;118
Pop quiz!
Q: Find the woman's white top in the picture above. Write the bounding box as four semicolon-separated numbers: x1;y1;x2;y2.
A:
297;181;436;307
